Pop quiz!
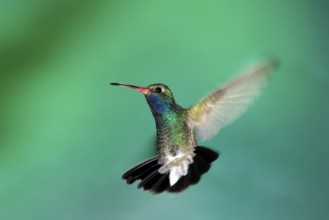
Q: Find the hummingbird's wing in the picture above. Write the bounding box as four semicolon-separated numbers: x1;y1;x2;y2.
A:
188;60;277;141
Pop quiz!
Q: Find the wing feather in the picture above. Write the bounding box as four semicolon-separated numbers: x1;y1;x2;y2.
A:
188;60;277;141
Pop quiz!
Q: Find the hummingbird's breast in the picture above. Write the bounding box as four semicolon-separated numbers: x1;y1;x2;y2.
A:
155;107;197;161
154;107;199;186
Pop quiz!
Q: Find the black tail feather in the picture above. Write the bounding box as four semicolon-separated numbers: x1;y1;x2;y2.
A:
193;154;210;174
151;173;169;194
121;146;219;194
137;169;161;190
122;157;159;184
188;162;201;185
132;163;160;184
195;146;219;163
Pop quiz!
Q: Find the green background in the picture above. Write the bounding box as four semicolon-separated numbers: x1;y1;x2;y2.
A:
1;0;328;220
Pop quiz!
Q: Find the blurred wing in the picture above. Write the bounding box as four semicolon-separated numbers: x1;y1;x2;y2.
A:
188;60;277;141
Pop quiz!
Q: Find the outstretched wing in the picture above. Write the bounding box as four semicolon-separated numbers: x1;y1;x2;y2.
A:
188;60;277;141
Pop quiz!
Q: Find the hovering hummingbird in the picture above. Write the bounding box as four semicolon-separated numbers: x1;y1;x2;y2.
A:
111;60;277;194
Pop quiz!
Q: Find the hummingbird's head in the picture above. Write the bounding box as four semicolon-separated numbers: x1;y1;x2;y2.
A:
110;83;175;114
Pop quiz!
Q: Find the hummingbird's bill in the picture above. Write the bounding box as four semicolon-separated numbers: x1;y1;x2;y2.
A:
110;83;150;94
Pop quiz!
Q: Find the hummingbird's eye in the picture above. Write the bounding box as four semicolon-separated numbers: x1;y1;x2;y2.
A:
155;87;163;93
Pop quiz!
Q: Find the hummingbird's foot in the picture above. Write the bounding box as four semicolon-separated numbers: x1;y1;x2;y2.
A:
158;153;194;186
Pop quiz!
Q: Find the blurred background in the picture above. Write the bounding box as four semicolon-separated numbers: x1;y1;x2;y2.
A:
1;0;328;219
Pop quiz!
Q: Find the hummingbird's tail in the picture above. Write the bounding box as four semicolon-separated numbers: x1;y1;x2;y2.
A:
121;146;219;194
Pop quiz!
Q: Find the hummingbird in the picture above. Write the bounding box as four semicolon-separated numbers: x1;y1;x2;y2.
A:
111;60;277;194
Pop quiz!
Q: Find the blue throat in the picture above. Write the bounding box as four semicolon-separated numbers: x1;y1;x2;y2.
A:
146;94;171;115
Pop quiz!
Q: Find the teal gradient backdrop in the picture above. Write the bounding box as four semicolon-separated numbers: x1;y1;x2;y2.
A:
1;0;328;220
